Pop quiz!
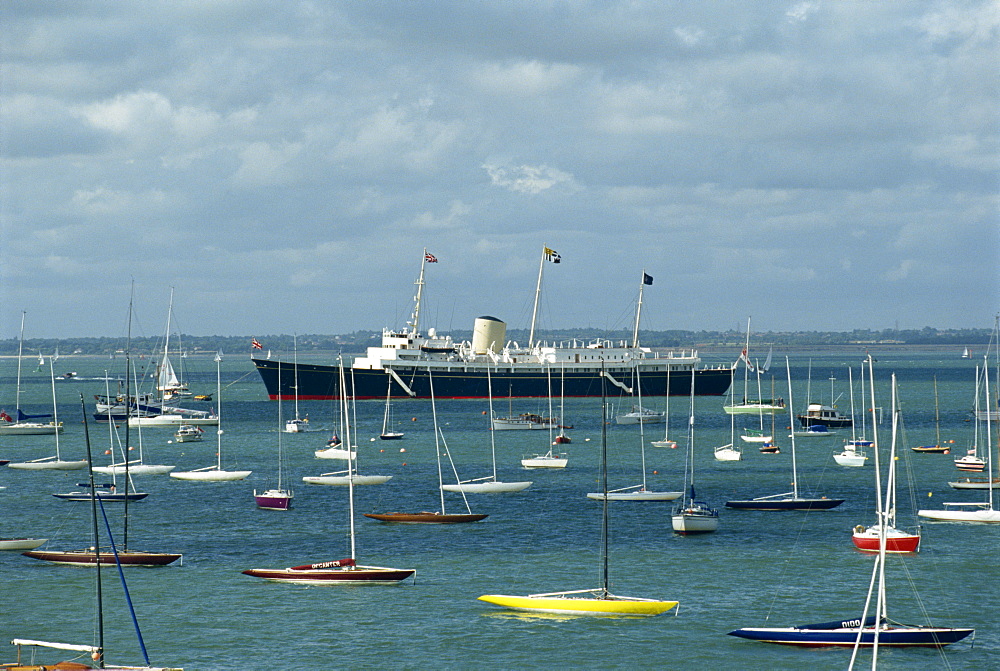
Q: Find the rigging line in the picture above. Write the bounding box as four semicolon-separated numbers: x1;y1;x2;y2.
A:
96;497;150;666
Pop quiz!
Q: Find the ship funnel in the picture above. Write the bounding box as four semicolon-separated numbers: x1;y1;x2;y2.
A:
472;316;506;355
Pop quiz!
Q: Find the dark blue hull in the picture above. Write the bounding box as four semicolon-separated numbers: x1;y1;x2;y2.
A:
724;497;845;511
252;357;732;401
728;626;974;647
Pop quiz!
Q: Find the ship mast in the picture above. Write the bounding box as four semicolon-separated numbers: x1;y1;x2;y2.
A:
631;270;649;348
409;248;430;337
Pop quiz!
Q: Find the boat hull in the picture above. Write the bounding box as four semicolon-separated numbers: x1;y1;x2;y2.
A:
586;490;682;501
851;527;920;553
363;512;487;523
0;538;47;551
169;469;252;482
253;357;732;401
0;422;63;435
917;507;1000;523
22;550;182;566
478;594;677;617
671;512;720;534
92;464;175;476
7;459;88;471
441;481;532;493
254;489;294;510
242;565;414;584
52;491;148;502
725;497;845;511
727;625;974;647
302;474;392;486
521;456;568;469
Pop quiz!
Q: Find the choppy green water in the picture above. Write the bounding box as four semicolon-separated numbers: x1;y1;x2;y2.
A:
1;349;998;670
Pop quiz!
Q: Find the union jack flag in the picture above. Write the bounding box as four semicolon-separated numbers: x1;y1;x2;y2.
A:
425;252;438;263
251;338;263;350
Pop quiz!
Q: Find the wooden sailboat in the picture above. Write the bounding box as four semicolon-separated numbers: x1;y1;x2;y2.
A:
588;362;681;501
479;362;678;616
7;355;87;470
725;358;845;511
672;369;719;534
379;378;404;440
364;369;487;523
0;312;63;436
26;396;180;567
9;399;183;670
912;376;951;453
441;366;531;493
852;369;920;553
254;361;294;510
243;366;414;585
170;352;251;482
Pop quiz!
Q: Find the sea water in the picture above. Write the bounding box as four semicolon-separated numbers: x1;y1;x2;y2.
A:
1;349;998;670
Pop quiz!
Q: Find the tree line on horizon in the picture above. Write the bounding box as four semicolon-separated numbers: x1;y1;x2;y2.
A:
0;326;992;357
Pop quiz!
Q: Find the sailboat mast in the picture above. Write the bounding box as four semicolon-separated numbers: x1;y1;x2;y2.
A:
600;360;609;596
410;248;429;336
487;366;498;482
15;311;25;411
340;361;357;560
428;370;446;514
215;353;223;470
867;355;883;524
49;356;61;460
984;355;995;508
123;289;133;552
80;394;105;666
528;247;546;349
785;357;799;499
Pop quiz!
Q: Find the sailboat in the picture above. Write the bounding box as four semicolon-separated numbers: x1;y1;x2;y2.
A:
10;399;183;671
155;288;192;402
724;319;784;415
713;403;742;462
672;370;719;534
833;366;869;467
520;367;568;469
25;395;181;567
918;357;1000;523
242;366;414;585
0;312;63;436
7;355;87;470
379;378;404;440
725;358;845;511
364;369;487;523
303;361;392;486
852;368;920;553
284;334;310;433
650;364;677;448
170;352;251;482
440;366;531;493
254;361;294;510
588;363;681;501
478;362;678;616
912;376;951;453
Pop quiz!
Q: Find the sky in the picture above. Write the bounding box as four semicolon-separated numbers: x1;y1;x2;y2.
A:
2;1;998;341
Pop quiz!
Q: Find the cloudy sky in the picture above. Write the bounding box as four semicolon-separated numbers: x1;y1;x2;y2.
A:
2;1;997;340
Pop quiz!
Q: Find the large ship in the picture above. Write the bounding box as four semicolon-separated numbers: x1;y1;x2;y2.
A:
252;248;733;401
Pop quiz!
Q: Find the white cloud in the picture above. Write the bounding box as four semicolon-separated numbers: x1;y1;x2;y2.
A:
484;164;577;194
